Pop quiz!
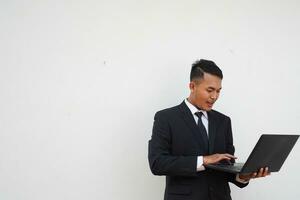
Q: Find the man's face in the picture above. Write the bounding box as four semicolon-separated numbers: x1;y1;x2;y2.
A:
189;73;222;111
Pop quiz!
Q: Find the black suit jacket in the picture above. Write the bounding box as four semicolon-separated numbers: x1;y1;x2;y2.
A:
148;101;247;200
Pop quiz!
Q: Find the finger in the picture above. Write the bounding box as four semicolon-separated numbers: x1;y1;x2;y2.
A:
216;156;230;163
262;167;269;177
251;172;257;178
224;154;237;159
219;155;235;163
257;168;264;177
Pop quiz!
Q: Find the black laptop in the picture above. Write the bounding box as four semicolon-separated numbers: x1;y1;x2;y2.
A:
205;134;299;174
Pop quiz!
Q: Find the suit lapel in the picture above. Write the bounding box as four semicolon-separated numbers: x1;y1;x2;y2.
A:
208;111;217;154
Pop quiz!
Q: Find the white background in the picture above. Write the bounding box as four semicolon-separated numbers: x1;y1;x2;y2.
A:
1;0;300;199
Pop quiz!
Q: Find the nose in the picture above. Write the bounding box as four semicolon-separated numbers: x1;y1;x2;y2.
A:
210;92;218;100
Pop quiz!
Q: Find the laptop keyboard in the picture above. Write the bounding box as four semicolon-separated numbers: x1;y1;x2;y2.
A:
216;163;244;171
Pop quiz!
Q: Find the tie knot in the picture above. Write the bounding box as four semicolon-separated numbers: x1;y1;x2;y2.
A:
195;112;203;118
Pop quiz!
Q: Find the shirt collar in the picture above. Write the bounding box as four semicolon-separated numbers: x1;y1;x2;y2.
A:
184;99;208;119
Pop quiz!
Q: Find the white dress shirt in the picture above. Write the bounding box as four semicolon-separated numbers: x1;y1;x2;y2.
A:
184;99;208;171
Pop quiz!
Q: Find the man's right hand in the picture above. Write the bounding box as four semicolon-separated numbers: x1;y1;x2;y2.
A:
203;153;237;165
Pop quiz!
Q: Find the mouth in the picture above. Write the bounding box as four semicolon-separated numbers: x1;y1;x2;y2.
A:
206;101;214;108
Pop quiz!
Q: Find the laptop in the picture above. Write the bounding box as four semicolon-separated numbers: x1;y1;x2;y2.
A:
204;134;299;174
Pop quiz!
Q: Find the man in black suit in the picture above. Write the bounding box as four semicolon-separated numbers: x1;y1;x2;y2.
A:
148;59;269;200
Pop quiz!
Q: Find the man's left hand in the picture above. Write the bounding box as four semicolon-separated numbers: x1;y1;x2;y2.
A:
238;167;271;182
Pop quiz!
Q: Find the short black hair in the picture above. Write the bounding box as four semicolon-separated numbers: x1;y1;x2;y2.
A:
190;59;223;82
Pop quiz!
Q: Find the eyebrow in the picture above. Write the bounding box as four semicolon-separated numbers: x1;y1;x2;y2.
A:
207;86;222;90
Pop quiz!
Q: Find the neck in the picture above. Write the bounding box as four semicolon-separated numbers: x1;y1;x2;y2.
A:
187;97;202;110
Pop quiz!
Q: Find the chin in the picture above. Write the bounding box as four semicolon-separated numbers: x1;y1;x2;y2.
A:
204;106;213;111
196;103;212;111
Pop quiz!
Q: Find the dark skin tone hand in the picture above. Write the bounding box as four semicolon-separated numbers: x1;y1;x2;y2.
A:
203;153;271;181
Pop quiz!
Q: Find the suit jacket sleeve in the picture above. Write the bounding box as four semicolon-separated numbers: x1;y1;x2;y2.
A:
148;111;198;176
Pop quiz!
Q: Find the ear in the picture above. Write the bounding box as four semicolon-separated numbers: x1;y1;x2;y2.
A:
189;82;195;92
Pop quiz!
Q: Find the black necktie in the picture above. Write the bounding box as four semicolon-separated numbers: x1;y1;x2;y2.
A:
195;112;209;153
